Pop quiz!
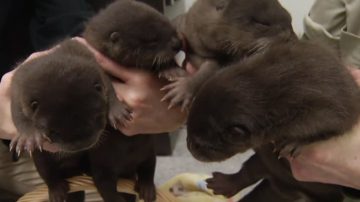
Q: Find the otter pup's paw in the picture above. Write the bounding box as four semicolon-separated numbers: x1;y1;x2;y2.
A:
135;181;156;202
279;143;302;158
206;172;242;198
49;181;69;202
10;132;45;157
161;77;194;111
108;100;132;129
158;67;187;81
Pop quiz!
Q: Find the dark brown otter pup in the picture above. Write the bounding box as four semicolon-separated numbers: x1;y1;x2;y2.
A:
10;39;129;154
11;40;157;202
186;41;360;201
83;0;182;71
162;0;296;110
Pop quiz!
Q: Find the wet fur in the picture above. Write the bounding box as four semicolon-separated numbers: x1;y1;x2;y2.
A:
186;40;360;201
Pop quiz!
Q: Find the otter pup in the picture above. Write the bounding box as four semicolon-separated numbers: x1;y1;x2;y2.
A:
14;40;157;202
83;0;182;71
162;0;296;110
186;41;360;201
10;39;127;154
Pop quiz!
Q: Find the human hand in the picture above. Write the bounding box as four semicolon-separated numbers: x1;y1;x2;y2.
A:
0;51;60;152
287;122;360;189
76;37;187;135
287;67;360;189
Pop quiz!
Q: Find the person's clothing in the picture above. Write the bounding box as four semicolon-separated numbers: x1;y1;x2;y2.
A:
0;143;105;201
29;0;95;50
304;0;360;201
0;0;100;77
303;0;360;68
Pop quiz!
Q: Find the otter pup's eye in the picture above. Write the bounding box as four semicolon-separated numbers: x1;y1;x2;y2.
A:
215;0;227;11
224;125;249;141
110;32;120;42
94;83;103;92
30;100;39;111
251;18;270;28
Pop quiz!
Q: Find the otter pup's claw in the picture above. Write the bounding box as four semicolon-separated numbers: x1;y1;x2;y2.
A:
159;68;187;81
10;133;45;157
279;143;302;158
108;101;132;129
161;77;194;111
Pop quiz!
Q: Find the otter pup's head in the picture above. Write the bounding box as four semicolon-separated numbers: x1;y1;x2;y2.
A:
186;59;282;162
187;0;295;58
83;0;182;71
186;66;261;162
16;45;108;152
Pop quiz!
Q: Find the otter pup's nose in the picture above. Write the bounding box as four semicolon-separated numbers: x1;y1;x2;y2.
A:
171;37;182;51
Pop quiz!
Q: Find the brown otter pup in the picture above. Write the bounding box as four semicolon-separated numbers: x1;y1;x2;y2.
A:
162;0;296;110
83;0;182;71
14;39;157;202
186;40;360;201
10;39;128;154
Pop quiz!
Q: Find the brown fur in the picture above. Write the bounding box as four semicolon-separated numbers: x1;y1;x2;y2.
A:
186;40;360;201
10;40;117;152
12;39;157;202
83;0;181;71
162;0;296;110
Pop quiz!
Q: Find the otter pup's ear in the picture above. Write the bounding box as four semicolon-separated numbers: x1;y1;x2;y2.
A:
110;32;120;43
30;100;39;112
215;0;230;11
